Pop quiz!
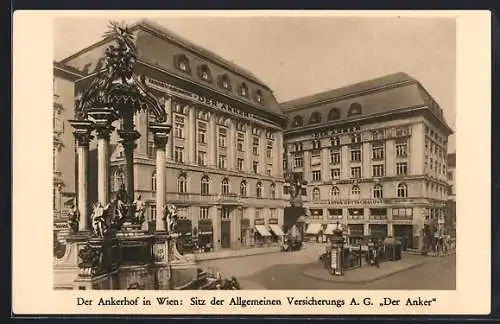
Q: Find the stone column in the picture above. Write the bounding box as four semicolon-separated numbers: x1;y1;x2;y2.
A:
150;123;171;232
69;120;94;231
260;130;266;174
118;116;141;206
363;222;370;236
275;131;284;177
165;96;174;161
188;106;196;165
210;206;220;251
228;120;236;170
246;124;253;172
93;122;114;205
209;113;217;168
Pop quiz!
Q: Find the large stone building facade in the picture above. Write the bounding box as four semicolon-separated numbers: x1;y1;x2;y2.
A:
56;20;287;251
280;73;453;249
53;62;83;235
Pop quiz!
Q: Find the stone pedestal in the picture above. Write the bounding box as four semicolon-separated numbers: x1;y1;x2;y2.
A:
53;231;91;290
168;235;198;289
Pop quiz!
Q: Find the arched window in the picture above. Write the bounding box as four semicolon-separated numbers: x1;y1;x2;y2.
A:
309;111;322;124
397;183;408;198
221;178;230;195
330;186;340;200
328;108;341;120
351;185;360;197
201;176;210;195
270;183;276;199
312;187;321;201
240;180;247;197
239;83;249;97
219;74;232;91
198;64;212;82
348;103;362;116
256;182;263;198
373;184;383;198
177;174;187;193
151;172;157;192
255;89;263;103
292;116;303;127
113;170;125;192
174;54;191;74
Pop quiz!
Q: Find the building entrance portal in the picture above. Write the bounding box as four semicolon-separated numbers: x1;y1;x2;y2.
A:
221;220;231;249
394;225;414;250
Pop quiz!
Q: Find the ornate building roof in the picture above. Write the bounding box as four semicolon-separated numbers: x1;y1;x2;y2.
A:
280;72;453;135
58;19;284;118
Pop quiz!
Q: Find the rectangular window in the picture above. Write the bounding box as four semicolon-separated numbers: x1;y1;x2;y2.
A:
372;143;384;160
252;137;260;155
351;148;361;162
197;151;207;166
372;164;385;177
294;154;303;168
218;127;227;148
330;150;341;164
237;132;245;152
369;208;387;220
255;208;263;219
396;162;408;175
266;140;273;159
266;165;272;176
447;171;453;181
174;146;184;163
199;207;209;220
330;168;340;180
237;158;244;171
351;167;361;178
221;208;230;219
147;137;155;159
174;115;184;139
197;121;207;144
311;151;321;166
392;208;413;220
253;161;258;173
396;139;408;157
218;155;227;169
312;170;321;182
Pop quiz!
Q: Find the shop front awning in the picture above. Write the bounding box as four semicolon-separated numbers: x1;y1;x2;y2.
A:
269;224;285;236
324;224;341;235
255;225;272;236
306;223;322;235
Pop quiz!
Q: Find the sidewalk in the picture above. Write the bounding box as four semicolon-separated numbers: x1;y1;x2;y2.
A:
193;246;282;262
302;255;427;284
238;278;267;290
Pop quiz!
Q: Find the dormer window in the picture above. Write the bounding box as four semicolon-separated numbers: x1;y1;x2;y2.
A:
255;90;263;103
292;116;303;127
240;83;249;97
309;111;322;124
328;108;341;120
348;103;362;116
174;54;191;74
198;64;212;83
218;74;232;91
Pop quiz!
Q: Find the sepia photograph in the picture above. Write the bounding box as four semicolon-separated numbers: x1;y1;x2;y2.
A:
51;15;457;291
12;10;492;315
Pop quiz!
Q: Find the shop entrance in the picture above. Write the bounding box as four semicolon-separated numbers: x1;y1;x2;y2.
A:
394;225;413;249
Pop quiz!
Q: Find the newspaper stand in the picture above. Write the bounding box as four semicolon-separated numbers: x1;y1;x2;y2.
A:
328;222;345;276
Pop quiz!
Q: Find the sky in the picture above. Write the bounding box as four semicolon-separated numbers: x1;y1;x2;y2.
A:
54;15;456;152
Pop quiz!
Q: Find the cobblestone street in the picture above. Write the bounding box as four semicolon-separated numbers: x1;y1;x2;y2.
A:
198;243;456;290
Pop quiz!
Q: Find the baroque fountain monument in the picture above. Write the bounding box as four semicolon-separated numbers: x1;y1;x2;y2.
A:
53;22;197;290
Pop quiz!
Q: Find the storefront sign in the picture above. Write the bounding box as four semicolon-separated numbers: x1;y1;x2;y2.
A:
254;219;265;226
145;76;255;119
331;199;385;206
268;218;279;225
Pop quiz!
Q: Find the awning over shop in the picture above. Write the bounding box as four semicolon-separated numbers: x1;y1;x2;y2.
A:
255;225;272;236
269;224;285;236
306;223;322;235
324;223;343;235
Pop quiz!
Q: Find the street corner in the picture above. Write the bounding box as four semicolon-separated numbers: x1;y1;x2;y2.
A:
301;257;428;284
